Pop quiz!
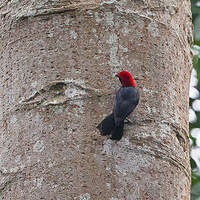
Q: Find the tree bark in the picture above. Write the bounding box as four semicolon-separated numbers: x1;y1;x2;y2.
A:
0;0;193;199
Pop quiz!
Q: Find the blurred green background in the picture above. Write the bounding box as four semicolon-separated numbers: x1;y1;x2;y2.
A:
190;0;200;199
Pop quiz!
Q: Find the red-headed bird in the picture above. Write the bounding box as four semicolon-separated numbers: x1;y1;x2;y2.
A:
97;71;139;140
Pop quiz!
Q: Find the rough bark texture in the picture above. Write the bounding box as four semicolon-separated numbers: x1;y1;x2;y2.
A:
0;0;193;199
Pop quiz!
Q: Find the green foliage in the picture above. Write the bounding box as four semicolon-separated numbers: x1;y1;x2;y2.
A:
192;0;200;44
190;46;200;131
191;1;200;199
191;170;200;200
193;53;200;81
190;49;200;199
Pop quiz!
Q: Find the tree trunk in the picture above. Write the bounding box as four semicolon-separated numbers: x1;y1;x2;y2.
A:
0;0;193;199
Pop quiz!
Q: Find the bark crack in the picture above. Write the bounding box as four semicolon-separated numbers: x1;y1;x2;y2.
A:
11;1;101;21
0;163;38;194
0;172;25;194
129;136;190;179
7;80;112;115
133;119;189;152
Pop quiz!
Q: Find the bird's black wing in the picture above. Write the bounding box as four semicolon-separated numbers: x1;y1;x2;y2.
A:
113;87;139;126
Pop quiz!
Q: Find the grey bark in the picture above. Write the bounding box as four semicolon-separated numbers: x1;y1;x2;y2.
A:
0;0;193;199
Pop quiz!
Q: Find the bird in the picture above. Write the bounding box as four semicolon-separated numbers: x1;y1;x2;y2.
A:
97;71;139;140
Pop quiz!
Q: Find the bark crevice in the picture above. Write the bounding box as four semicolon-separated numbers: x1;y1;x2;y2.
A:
129;135;190;179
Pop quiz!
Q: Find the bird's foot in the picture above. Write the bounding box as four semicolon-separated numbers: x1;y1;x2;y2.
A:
124;118;136;124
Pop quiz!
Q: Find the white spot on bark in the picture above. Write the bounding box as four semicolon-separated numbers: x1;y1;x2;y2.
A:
147;105;151;113
42;97;66;106
106;33;122;73
109;46;121;67
15;155;21;164
105;12;114;26
102;140;114;156
146;10;156;17
65;16;70;25
10;115;17;124
65;88;86;99
121;22;130;36
86;10;93;15
98;49;102;54
101;0;117;5
126;189;140;200
152;107;157;113
20;164;25;170
27;156;31;164
54;106;63;114
33;177;44;188
10;166;19;173
106;183;111;189
24;180;29;186
33;140;45;153
159;122;171;133
47;33;54;38
138;19;145;29
119;45;128;52
79;193;90;200
106;167;111;171
70;30;78;39
65;78;84;85
52;184;59;189
118;0;126;6
143;87;151;93
0;167;8;174
107;33;118;44
110;198;119;200
10;0;19;4
115;164;127;176
89;38;95;44
123;137;130;145
93;154;104;165
31;81;37;88
95;12;102;23
147;22;159;37
48;160;56;168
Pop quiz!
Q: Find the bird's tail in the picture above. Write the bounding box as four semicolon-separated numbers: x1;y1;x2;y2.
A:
97;113;115;136
110;123;124;141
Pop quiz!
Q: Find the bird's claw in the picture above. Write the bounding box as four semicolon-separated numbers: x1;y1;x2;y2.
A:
124;118;136;124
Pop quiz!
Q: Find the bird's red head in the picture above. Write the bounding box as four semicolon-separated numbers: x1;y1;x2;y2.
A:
116;71;136;87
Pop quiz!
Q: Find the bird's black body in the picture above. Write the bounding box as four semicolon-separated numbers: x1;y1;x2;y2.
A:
97;86;139;140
